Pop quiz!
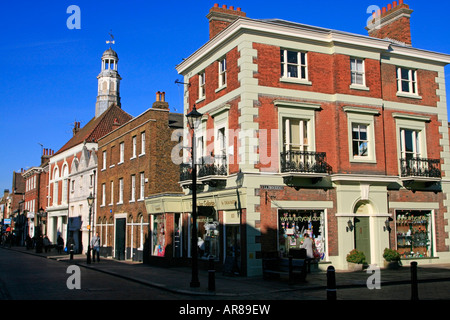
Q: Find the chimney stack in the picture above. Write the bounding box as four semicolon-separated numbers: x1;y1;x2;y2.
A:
207;3;246;39
41;147;53;165
73;121;81;136
152;91;169;110
366;0;413;46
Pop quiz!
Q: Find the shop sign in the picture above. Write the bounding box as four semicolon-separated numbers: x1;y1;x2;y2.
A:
4;219;11;225
261;185;284;190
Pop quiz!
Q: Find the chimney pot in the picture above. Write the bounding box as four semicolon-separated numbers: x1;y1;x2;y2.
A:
214;3;219;7
229;6;234;10
156;91;161;102
399;0;403;5
393;1;397;8
387;3;392;10
237;7;241;11
382;7;386;14
161;92;166;102
222;4;227;9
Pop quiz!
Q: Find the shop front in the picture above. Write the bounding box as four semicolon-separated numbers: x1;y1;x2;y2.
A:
395;210;433;259
278;209;326;261
145;189;246;273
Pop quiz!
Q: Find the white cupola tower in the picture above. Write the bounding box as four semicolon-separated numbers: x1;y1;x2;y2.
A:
95;47;121;118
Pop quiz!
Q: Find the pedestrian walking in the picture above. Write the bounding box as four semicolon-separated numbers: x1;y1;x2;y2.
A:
91;232;100;262
43;235;51;253
57;234;64;254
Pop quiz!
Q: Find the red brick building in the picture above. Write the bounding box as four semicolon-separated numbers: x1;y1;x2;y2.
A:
96;92;183;261
147;2;450;275
21;149;52;239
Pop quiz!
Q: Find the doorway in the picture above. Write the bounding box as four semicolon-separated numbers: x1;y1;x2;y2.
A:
115;218;126;260
225;225;241;275
354;217;371;264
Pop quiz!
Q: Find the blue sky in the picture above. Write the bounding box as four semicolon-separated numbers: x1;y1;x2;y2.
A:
1;0;450;192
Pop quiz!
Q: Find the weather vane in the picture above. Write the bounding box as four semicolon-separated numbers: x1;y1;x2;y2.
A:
106;31;115;48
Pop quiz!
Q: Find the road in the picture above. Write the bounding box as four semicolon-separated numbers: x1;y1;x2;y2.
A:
1;247;449;307
0;248;182;300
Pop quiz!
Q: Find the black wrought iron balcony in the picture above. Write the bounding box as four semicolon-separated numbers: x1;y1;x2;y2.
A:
180;163;194;182
400;157;441;179
179;155;228;183
198;155;228;178
280;151;332;174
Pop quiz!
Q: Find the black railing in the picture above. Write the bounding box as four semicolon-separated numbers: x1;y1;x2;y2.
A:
280;151;332;174
198;155;227;178
400;158;441;178
180;155;228;182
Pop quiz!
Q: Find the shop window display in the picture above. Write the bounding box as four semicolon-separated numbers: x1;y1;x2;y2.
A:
152;214;165;257
196;207;220;260
278;210;325;260
396;210;432;258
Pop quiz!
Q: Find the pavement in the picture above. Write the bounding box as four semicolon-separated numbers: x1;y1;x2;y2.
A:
6;245;450;298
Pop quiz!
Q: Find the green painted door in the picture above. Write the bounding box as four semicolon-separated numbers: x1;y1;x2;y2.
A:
115;218;126;260
354;217;370;264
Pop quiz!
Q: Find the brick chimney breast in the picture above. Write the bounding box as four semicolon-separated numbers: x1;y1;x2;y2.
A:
207;4;246;39
366;0;413;46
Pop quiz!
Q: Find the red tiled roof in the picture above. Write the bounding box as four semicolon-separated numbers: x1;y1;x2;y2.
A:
54;104;132;155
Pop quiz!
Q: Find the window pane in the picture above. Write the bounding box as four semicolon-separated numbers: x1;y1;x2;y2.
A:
350;59;356;71
356;60;364;72
300;52;306;66
359;142;368;156
287;51;298;64
404;130;414;153
355;73;364;85
401;68;410;80
402;80;410;92
301;66;307;79
287;65;298;78
290;119;300;146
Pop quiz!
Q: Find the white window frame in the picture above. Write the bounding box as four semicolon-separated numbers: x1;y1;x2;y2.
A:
283;118;310;153
131;136;137;159
110;181;114;206
101;183;106;206
276;101;320;171
119;142;124;164
218;58;227;88
118;178;123;204
198;71;206;100
280;49;308;81
139;172;145;200
350;58;367;88
130;175;136;202
351;123;369;158
102;150;107;170
393;113;429;176
397;67;418;96
344;107;379;164
140;132;146;156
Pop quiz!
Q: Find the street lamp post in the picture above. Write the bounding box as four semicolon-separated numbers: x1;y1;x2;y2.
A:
86;192;95;264
186;105;202;288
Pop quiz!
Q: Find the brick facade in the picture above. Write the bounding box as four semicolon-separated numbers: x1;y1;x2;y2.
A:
96;94;183;261
148;2;450;274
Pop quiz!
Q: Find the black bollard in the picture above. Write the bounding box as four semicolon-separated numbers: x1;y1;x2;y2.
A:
327;266;337;300
208;256;216;291
70;244;74;261
411;261;419;300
